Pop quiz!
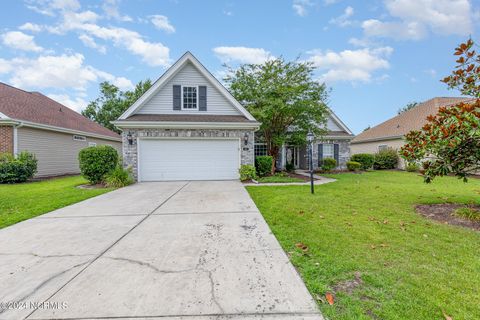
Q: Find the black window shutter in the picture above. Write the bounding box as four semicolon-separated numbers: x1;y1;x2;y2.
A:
334;144;339;166
318;144;323;167
199;86;207;111
173;85;181;110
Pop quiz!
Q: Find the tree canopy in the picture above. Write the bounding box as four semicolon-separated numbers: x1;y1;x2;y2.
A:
225;58;329;170
401;39;480;182
83;80;152;133
397;102;418;114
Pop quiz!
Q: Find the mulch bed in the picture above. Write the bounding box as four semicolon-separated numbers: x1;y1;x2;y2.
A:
415;204;480;231
76;183;107;189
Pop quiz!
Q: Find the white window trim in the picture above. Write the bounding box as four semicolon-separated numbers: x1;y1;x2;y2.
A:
378;144;388;151
88;142;97;147
323;143;334;158
181;85;199;110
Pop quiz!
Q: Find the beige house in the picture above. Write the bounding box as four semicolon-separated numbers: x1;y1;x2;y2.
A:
0;82;121;177
351;97;470;169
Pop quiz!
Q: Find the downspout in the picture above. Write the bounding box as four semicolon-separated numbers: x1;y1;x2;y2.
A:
13;122;23;156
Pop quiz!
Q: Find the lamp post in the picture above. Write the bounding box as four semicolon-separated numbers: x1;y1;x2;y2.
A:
307;131;314;194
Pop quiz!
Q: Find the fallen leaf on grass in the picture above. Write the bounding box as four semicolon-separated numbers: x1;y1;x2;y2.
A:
442;309;453;320
295;242;309;252
314;294;325;303
298;210;305;216
370;244;376;250
383;219;389;224
325;292;334;305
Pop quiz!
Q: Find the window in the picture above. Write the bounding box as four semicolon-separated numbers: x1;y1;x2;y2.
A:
88;142;97;147
254;143;268;157
323;144;334;158
73;135;86;141
378;144;388;151
182;86;197;109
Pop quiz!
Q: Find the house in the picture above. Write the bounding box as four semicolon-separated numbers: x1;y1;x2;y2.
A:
256;109;354;171
0;82;121;177
350;97;471;168
113;52;260;181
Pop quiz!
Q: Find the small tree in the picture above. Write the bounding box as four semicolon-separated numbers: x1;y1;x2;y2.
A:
83;80;152;133
401;39;480;182
225;58;329;172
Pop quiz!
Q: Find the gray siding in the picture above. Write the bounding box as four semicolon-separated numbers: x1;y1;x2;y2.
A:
17;127;121;177
137;62;242;116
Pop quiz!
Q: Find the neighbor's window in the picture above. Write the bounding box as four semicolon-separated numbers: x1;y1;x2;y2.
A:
254;143;268;157
323;144;334;158
73;135;86;142
88;142;97;147
182;86;197;109
378;144;388;151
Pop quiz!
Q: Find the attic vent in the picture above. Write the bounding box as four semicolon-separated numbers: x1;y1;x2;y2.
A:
73;135;86;141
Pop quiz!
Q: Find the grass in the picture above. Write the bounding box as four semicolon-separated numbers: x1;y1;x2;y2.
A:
455;207;480;221
0;175;114;229
257;174;304;183
247;171;480;320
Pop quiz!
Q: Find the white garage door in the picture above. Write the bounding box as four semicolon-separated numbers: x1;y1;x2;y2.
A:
138;139;240;181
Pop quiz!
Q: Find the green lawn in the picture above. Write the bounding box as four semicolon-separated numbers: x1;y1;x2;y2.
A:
257;174;304;183
0;176;113;229
247;171;480;320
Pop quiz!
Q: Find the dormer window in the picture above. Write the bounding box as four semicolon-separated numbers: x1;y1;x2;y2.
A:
182;86;197;109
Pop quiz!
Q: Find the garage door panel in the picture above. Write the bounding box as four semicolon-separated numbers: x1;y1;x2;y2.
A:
139;139;240;181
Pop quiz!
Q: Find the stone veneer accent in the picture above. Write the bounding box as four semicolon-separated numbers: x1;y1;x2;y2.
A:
0;126;13;154
313;139;351;170
122;128;255;181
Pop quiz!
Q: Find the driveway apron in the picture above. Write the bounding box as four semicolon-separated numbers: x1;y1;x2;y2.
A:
0;181;323;320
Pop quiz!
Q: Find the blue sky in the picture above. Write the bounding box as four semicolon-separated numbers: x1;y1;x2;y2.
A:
0;0;478;133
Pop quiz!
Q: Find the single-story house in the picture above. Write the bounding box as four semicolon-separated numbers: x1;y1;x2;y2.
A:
113;52;260;182
0;82;122;177
350;97;471;168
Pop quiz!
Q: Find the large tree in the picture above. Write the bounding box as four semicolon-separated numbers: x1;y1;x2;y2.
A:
83;80;152;133
397;101;418;114
401;39;480;182
225;58;329;170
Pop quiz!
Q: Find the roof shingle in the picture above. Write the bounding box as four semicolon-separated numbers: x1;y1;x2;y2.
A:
0;82;120;139
352;97;472;143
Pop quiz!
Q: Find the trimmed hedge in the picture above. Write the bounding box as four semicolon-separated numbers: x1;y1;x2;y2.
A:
255;156;273;177
347;161;361;171
322;157;337;172
78;145;118;184
374;148;399;170
350;153;375;170
0;151;38;183
239;164;257;181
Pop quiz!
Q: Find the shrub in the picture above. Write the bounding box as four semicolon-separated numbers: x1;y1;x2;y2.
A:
285;162;295;172
104;165;133;188
374;148;399;170
405;162;420;172
322;157;337;172
347;161;361;171
350;153;375;170
78;145;118;184
0;151;38;183
239;164;257;181
255;156;273;177
455;207;480;221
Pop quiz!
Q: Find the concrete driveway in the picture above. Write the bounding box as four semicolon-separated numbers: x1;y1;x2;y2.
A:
0;181;323;320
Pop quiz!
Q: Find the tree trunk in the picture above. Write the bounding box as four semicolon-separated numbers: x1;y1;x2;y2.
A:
269;144;280;175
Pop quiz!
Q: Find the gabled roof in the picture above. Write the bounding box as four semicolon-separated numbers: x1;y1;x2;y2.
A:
352;97;472;144
0;82;120;140
327;108;353;136
118;51;257;121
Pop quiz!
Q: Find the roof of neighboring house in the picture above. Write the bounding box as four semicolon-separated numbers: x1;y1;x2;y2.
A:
125;114;254;123
0;82;120;140
351;97;472;144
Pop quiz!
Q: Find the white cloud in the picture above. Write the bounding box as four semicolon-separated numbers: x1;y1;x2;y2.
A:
362;0;474;40
78;34;106;54
293;0;313;16
329;6;354;27
19;22;43;32
47;93;88;112
102;0;132;22
0;58;12;74
26;0;81;16
213;47;274;64
150;15;175;33
307;47;393;83
324;0;340;5
0;53;132;92
1;31;43;52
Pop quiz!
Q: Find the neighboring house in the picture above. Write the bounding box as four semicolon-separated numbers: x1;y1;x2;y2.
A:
351;97;471;168
0;82;121;177
113;52;260;182
258;109;354;171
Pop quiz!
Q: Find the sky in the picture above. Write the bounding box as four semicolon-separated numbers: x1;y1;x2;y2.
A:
0;0;479;134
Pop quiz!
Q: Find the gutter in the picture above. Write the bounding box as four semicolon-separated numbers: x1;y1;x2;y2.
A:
351;135;404;144
112;120;261;130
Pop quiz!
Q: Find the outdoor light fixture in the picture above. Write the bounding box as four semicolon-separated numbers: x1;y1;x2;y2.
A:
244;132;249;146
307;131;315;194
127;132;133;145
